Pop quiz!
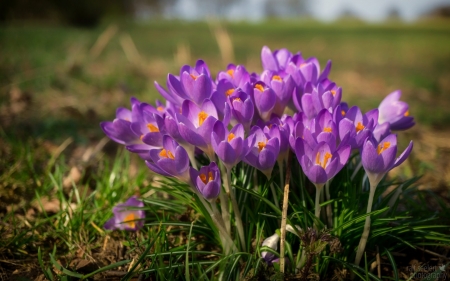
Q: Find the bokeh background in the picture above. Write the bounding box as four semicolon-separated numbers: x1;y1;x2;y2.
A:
1;0;450;206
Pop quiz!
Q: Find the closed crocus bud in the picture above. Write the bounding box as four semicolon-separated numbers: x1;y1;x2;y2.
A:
104;196;145;231
378;90;414;131
189;162;221;200
261;232;280;263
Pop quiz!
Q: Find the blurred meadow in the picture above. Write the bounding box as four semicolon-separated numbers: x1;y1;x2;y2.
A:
1;16;450;279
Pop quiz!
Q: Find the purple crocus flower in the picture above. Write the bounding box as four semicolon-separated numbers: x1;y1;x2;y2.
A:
244;126;280;179
126;102;165;154
176;99;218;159
216;64;251;89
355;134;413;266
100;97;141;146
338;106;378;149
260;71;295;116
252;81;276;122
211;121;249;170
378;90;414;130
189;162;221;200
361;134;413;186
295;139;351;186
146;135;190;182
157;60;214;107
210;79;235;118
224;89;255;132
261;46;293;73
104;196;145;231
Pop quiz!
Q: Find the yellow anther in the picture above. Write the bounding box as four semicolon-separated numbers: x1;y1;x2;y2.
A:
331;90;336;96
159;149;175;159
147;124;159;132
200;171;214;184
190;74;197;80
323;127;332;133
258;140;267;152
377;142;391;155
254;84;264;92
124;213;136;229
272;75;282;82
198;111;208;126
315;152;332;169
404;110;409;117
227;69;234;77
157;106;164;112
341;110;346;116
355;122;365;133
225;89;234;97
233;97;241;102
228;133;235;142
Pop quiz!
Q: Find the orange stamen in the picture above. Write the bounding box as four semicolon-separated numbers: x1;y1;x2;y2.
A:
228;133;235;142
227;69;234;77
355;122;365;133
323;127;332;133
233;97;241;102
124;213;136;229
198;111;208;126
272;75;282;82
200;172;214;184
225;89;234;97
200;173;207;184
208;171;214;181
147;124;159;132
140;135;144;141
157;106;164;112
404;110;409;117
331;90;336;96
159;149;175;159
341;110;346;116
377;142;391;155
254;84;264;92
315;152;332;169
190;74;197;80
257;140;267;152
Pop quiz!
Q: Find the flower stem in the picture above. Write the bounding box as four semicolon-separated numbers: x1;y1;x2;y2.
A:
354;182;377;266
225;167;246;251
196;191;236;254
325;180;333;227
314;183;324;223
280;152;292;273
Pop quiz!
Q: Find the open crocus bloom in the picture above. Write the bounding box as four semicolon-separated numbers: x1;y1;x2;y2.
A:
361;134;413;186
189;162;221;200
295;139;351;185
104;196;145;231
146;135;190;183
244;126;280;179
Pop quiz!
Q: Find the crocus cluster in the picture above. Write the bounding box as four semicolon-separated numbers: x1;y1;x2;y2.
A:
101;45;414;211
